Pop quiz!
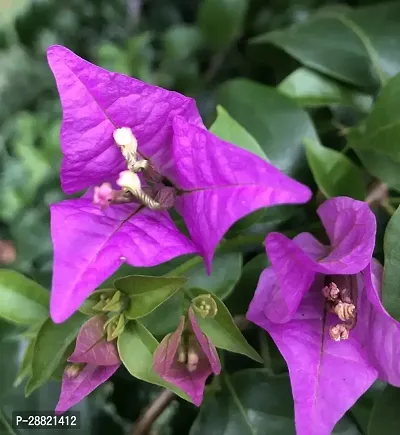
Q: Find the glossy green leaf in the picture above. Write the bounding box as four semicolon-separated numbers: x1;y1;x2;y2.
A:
218;78;319;179
368;385;400;435
184;252;242;300
304;138;366;200
197;0;248;50
278;68;372;110
382;206;400;320
210;105;268;160
0;270;49;325
140;292;184;338
252;3;400;88
26;312;86;396
113;275;187;319
226;253;269;316
190;370;295;435
350;73;400;162
189;288;262;363
117;321;189;401
349;127;400;192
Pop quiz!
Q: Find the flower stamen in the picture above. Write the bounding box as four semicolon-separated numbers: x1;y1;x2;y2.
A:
323;281;357;341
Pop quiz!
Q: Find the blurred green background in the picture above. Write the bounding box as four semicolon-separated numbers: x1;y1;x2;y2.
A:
0;0;393;434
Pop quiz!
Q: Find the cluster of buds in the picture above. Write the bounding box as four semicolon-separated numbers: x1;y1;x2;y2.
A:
104;313;126;341
91;290;127;313
322;282;357;341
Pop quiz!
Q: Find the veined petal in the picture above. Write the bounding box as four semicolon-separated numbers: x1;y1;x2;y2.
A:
50;198;196;323
356;261;400;385
250;275;377;435
68;316;120;366
55;364;119;413
263;232;324;323
317;197;376;274
47;45;202;194
171;116;311;271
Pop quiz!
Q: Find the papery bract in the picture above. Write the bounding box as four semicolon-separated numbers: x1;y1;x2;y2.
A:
247;196;400;435
153;307;221;405
47;45;312;323
50;199;196;323
47;45;203;194
56;315;120;413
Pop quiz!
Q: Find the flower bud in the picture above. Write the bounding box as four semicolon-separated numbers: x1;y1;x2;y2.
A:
117;170;141;192
191;294;218;319
105;313;126;341
101;290;123;313
113;127;137;152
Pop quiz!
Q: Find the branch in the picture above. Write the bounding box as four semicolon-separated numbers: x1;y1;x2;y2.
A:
130;389;175;435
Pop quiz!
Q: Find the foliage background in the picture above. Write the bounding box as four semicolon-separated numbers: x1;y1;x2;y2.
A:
1;0;399;434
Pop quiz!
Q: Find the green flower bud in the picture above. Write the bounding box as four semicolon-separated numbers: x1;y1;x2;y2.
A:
191;294;218;319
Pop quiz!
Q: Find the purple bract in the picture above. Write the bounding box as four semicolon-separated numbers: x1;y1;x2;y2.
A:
153;307;221;405
47;45;311;322
247;196;400;435
56;315;120;413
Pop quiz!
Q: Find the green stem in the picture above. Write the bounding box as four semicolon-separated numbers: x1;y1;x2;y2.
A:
382;201;397;216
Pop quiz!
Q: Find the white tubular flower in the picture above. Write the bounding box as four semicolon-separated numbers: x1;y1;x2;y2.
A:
113;127;138;153
117;170;141;192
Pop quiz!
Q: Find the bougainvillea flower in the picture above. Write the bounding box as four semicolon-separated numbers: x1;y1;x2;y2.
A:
47;45;311;322
153;307;221;405
247;196;400;435
56;316;120;413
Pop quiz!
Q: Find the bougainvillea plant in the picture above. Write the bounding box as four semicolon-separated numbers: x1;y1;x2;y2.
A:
3;4;400;432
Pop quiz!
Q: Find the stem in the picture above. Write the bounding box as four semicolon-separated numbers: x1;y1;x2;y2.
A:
130;389;175;435
382;201;397;216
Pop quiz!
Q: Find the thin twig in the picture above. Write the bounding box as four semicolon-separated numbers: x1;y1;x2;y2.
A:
365;181;389;206
131;389;175;435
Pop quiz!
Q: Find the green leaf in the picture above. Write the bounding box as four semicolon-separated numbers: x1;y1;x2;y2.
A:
26;312;86;395
350;381;386;434
0;270;49;325
141;292;184;338
188;288;262;363
0;408;17;435
368;385;400;435
14;336;36;387
278;67;373;110
163;24;203;60
218;78;319;179
349;127;400;192
382;206;400;320
210;105;268;160
197;0;248;51
350;73;400;162
252;3;400;88
304;138;366;200
113;275;187;319
226;254;269;316
117;321;190;401
190;370;295;434
184;252;242;300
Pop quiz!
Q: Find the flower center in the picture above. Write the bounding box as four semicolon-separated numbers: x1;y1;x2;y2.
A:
93;128;176;210
322;280;357;341
177;334;201;373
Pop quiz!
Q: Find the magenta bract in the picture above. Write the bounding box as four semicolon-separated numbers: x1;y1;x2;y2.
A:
153;308;221;406
48;45;311;323
55;316;120;413
247;196;400;435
